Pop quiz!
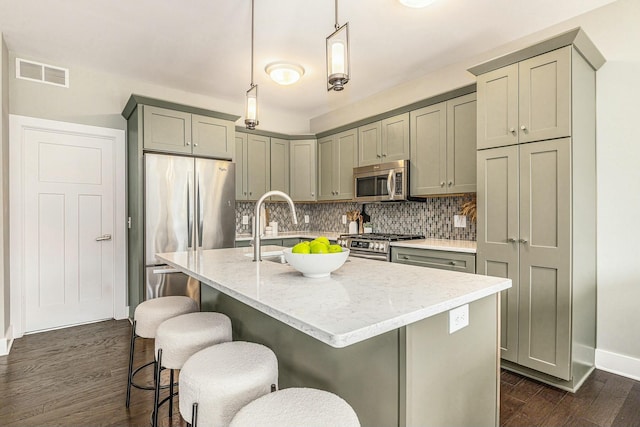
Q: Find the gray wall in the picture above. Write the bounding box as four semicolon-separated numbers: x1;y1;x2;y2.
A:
1;34;9;337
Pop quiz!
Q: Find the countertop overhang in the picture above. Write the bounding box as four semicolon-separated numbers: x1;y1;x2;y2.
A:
157;246;509;348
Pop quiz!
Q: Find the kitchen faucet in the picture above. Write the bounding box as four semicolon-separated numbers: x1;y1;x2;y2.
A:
253;191;298;261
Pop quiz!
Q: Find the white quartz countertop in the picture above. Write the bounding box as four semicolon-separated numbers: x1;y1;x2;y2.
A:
390;239;477;253
235;231;342;241
157;246;510;348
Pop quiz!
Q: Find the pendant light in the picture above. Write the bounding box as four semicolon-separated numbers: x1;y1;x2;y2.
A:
245;0;258;129
326;0;350;91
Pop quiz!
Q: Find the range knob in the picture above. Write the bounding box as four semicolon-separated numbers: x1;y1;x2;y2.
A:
369;242;375;249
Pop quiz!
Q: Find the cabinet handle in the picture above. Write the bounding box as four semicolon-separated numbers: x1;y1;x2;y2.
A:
450;261;456;266
507;238;517;243
244;192;247;195
510;127;516;135
376;154;381;158
194;143;198;147
249;192;252;196
311;192;315;196
402;255;409;260
519;238;528;244
382;153;387;157
440;182;445;187
186;141;191;146
520;125;527;131
448;181;453;186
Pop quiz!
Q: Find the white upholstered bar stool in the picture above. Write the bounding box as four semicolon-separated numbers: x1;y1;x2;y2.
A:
179;341;279;427
229;387;360;427
152;312;232;427
125;296;198;408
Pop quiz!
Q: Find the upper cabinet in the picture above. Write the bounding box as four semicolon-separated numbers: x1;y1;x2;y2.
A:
143;105;235;159
270;138;290;200
477;46;571;150
410;93;477;196
358;113;409;166
318;129;358;201
289;139;317;202
235;132;271;201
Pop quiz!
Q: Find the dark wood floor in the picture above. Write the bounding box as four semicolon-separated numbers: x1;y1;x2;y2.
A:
1;320;639;427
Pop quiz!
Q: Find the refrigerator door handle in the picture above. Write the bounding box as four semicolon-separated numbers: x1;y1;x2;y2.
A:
187;174;193;249
197;173;204;248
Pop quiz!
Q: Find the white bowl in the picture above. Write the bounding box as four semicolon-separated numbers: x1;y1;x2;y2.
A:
282;248;350;278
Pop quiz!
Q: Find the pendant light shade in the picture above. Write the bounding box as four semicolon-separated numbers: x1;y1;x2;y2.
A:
245;0;259;129
245;84;258;129
327;0;350;91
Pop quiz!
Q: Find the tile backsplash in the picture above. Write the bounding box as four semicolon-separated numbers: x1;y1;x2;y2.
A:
236;195;476;240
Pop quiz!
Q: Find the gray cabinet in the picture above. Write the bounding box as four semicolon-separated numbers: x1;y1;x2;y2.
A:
477;46;571;150
270;138;290;197
143;105;234;159
410;94;476;196
391;246;476;274
236;132;270;201
358;113;409;166
318;129;357;201
474;36;601;391
289;139;317;202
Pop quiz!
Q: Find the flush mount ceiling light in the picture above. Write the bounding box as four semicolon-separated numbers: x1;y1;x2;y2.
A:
326;0;350;91
245;0;258;130
265;62;305;85
398;0;437;7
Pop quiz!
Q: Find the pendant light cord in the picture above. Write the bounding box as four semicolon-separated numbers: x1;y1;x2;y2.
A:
334;0;340;30
250;0;255;86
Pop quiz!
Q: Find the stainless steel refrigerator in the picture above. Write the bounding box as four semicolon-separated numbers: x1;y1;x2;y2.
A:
144;153;235;305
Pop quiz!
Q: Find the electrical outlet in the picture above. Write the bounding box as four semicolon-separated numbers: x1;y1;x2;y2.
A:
242;215;249;225
454;215;467;228
304;215;309;224
342;215;347;225
449;304;469;334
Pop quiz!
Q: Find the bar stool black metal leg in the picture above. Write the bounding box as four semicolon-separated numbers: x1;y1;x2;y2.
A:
191;402;198;427
125;320;137;408
169;368;175;420
153;348;163;427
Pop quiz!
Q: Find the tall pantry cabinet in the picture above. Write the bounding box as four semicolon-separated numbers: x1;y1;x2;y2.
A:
469;28;605;391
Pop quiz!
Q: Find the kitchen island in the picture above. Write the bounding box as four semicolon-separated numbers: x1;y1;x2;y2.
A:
158;246;511;426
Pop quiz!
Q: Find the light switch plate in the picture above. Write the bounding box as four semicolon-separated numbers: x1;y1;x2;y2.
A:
242;215;249;225
342;215;347;224
304;215;309;224
454;215;467;228
449;304;469;334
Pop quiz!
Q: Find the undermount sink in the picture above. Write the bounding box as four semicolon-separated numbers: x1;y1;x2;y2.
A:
244;250;287;264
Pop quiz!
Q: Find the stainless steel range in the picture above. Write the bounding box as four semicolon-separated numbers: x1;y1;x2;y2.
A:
336;233;425;261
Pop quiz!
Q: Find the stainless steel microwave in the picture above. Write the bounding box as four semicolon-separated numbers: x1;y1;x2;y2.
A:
354;160;408;202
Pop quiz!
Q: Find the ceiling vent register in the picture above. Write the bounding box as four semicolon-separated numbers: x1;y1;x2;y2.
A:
16;58;69;88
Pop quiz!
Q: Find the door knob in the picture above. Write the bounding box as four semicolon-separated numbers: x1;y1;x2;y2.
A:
186;141;191;146
194;143;198;147
507;238;517;243
95;234;112;242
510;127;516;135
448;181;453;186
520;125;527;131
440;182;445;187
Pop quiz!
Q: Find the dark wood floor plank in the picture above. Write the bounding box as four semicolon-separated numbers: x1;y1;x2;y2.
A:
582;372;635;427
611;382;640;427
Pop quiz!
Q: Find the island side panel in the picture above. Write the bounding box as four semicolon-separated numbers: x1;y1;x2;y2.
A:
403;294;499;427
202;286;401;427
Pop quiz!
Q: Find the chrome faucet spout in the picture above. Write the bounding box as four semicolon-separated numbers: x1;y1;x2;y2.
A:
254;191;298;262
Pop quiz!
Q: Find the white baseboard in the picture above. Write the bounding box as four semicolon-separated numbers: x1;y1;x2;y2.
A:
114;305;129;321
0;325;14;356
595;348;640;381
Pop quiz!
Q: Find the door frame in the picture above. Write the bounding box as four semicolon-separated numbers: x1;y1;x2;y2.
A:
9;115;127;338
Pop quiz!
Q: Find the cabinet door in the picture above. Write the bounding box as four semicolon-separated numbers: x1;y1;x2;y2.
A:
143;105;192;154
518;138;571;380
476;64;518;150
317;136;334;201
270;138;290;198
358;122;382;166
381;113;410;162
335;129;358;199
410;102;446;196
235;133;247;200
192;114;234;159
290;140;317;202
246;134;270;200
447;94;477;193
519;47;571;144
476;146;519;362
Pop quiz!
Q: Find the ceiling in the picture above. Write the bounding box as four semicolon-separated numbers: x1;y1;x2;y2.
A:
0;0;616;123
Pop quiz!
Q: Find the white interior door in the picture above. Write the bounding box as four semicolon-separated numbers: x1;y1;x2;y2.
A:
21;127;115;332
